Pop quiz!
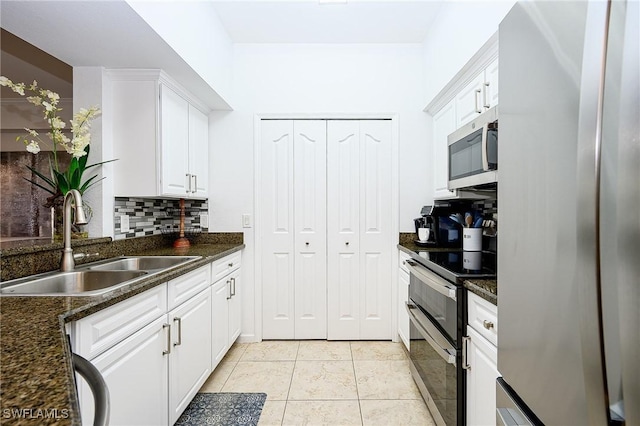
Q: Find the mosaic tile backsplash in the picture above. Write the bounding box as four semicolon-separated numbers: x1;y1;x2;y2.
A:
114;197;208;240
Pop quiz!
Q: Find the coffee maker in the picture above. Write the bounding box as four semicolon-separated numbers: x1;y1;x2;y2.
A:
413;206;437;246
414;205;464;248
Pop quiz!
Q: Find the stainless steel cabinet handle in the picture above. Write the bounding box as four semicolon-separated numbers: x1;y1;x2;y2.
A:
173;317;182;346
193;174;198;193
226;279;231;300
185;173;191;194
462;336;471;370
163;323;171;355
483;320;495;330
483;82;490;109
231;277;236;297
474;89;482;113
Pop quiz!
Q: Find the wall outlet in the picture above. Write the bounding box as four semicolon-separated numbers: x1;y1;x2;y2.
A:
120;215;130;233
242;214;251;228
200;213;209;228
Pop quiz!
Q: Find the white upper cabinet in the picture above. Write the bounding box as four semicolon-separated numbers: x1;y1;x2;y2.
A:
432;99;457;200
110;70;210;199
484;58;499;110
456;58;499;127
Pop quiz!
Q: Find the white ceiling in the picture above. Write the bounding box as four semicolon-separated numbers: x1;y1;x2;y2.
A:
210;0;444;43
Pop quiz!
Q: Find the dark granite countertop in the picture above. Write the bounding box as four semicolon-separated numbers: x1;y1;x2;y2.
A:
464;279;497;305
0;235;243;425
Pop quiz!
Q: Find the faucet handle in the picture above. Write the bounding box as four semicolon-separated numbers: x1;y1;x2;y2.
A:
73;252;100;261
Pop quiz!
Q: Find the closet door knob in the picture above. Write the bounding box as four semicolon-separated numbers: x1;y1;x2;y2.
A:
345;242;350;246
305;242;309;246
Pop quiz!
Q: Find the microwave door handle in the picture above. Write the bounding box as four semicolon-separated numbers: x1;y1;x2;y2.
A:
405;259;457;301
482;123;490;171
406;302;457;365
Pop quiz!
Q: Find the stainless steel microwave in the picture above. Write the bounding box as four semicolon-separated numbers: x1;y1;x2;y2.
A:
447;106;498;190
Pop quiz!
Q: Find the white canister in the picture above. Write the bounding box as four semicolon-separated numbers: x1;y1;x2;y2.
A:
463;251;482;270
463;228;482;251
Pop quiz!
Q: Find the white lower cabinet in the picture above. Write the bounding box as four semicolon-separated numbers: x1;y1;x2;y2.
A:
81;316;169;426
72;264;215;426
465;292;499;426
168;289;212;424
211;254;242;369
398;252;410;350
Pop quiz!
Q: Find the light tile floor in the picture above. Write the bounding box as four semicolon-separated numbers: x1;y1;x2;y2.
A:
199;341;435;426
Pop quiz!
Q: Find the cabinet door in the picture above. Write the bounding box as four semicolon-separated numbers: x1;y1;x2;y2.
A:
432;99;457;199
260;120;296;339
79;316;169;426
327;120;361;340
484;58;499;110
466;326;499;426
456;73;486;127
188;104;209;198
358;120;392;340
398;267;410;350
211;279;230;368
294;120;327;339
169;289;212;424
161;84;190;197
228;267;242;345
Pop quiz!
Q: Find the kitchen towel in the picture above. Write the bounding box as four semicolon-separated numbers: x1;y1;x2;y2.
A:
175;392;267;426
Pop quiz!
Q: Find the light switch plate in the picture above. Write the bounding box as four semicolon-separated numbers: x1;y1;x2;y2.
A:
120;215;130;233
200;214;209;228
242;214;251;228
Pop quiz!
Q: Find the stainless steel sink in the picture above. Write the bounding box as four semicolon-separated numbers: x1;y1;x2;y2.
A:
0;256;201;296
0;270;148;296
87;256;199;272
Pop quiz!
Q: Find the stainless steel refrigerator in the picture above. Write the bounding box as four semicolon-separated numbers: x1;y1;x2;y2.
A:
497;1;639;425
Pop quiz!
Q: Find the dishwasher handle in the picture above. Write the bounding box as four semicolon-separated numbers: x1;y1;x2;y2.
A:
73;353;110;426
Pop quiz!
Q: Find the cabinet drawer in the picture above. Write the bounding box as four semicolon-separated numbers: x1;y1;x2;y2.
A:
399;251;410;274
467;291;498;346
168;265;211;311
74;284;168;360
211;252;241;282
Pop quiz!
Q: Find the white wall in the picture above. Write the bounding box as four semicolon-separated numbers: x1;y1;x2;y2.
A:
209;43;431;340
73;67;114;239
126;0;234;105
422;0;516;105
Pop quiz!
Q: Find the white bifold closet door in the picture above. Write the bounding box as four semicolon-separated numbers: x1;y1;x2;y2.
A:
327;120;392;340
261;120;327;340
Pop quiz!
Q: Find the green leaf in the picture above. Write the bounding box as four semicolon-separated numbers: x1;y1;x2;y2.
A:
80;176;105;193
53;169;69;194
78;145;90;171
70;167;82;190
25;165;56;189
85;158;118;169
22;177;57;195
68;157;79;179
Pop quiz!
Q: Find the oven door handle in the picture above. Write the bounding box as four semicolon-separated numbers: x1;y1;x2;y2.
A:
406;302;457;365
405;259;457;301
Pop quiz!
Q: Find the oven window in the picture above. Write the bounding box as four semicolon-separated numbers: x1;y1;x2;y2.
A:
410;322;457;425
409;273;458;344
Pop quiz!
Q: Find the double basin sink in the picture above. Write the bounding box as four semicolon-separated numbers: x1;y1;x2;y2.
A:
0;256;201;296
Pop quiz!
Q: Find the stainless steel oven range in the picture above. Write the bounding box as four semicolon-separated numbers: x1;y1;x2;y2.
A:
404;250;496;426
